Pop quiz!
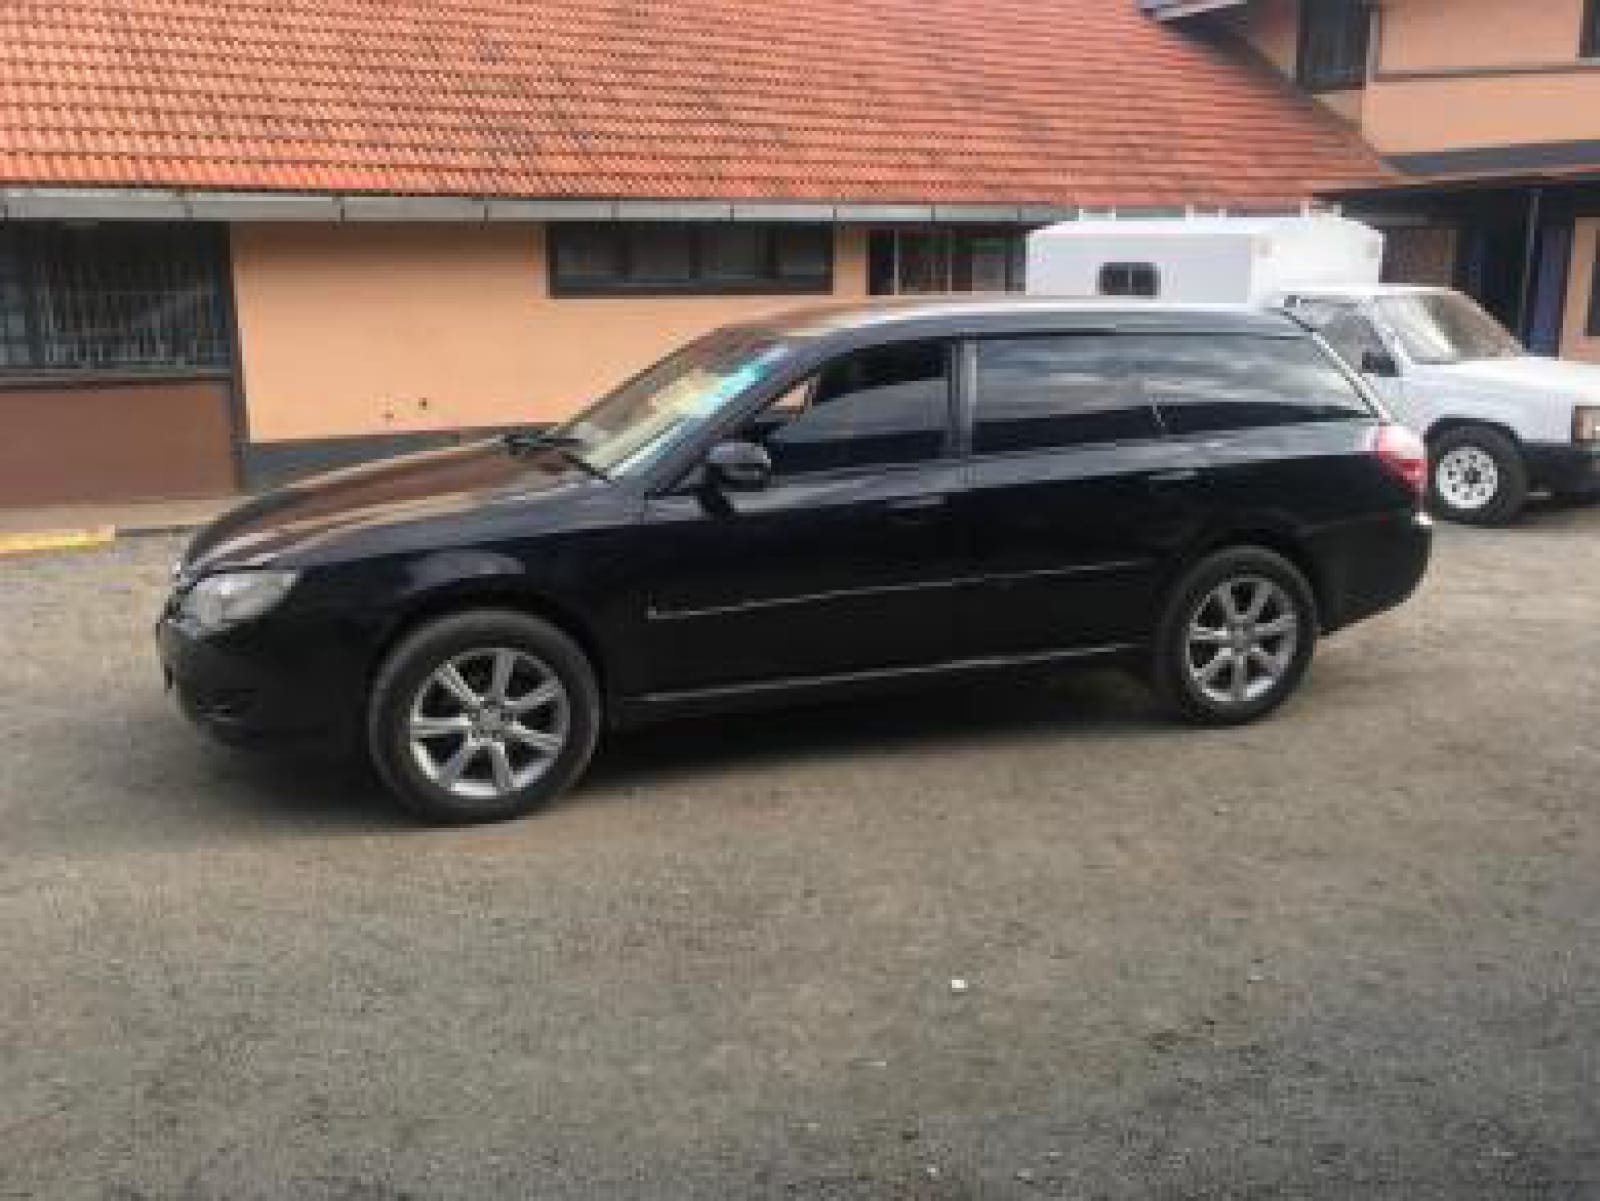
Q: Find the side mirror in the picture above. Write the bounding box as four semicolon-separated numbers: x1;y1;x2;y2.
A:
704;439;772;492
1361;348;1400;378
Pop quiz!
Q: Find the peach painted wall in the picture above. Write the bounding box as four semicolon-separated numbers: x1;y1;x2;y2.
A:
231;223;869;443
1362;71;1600;153
1562;219;1600;364
1379;0;1590;71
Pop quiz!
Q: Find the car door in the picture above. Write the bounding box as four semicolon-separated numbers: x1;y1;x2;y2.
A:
955;333;1204;657
638;337;964;695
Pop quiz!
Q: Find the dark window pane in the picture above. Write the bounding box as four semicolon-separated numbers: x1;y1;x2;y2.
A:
551;223;830;295
895;232;948;294
1132;334;1375;435
1589;244;1600;336
550;225;618;281
702;226;767;281
952;233;1015;291
974;336;1160;454
1585;0;1600;57
627;225;693;284
774;227;832;282
758;340;950;475
1299;0;1370;91
1098;262;1160;298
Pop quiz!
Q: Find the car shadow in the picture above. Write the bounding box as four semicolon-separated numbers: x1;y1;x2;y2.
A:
579;667;1162;798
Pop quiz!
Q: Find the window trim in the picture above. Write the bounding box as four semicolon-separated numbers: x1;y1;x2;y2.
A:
1297;0;1371;93
548;222;835;298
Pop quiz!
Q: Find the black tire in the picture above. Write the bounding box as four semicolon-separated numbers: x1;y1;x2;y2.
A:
367;609;600;824
1428;425;1528;526
1151;547;1318;727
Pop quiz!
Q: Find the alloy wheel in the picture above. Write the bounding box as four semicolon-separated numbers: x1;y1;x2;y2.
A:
1184;575;1300;707
407;647;570;801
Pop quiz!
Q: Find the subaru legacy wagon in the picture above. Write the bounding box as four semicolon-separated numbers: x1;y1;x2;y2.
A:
159;299;1432;823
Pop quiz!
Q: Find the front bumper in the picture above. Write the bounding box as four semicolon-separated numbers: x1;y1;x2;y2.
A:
1525;441;1600;494
157;616;361;753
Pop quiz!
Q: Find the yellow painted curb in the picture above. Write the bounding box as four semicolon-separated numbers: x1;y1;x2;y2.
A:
0;526;117;557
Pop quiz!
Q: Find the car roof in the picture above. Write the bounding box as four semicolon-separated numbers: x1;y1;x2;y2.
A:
1276;283;1455;301
731;296;1304;342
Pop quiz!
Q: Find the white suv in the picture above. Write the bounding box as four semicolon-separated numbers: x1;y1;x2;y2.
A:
1277;285;1600;524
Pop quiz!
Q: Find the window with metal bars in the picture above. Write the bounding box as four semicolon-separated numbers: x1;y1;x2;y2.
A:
0;224;231;374
866;228;1028;295
1298;0;1370;92
548;223;833;296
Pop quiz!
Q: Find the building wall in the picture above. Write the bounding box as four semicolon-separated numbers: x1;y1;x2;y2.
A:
232;223;869;444
1362;72;1600;155
1563;218;1600;363
1378;0;1590;71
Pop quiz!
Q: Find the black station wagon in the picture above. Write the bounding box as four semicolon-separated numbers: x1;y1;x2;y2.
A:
160;299;1433;823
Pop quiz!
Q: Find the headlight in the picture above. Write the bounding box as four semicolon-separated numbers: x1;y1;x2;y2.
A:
1575;406;1600;443
179;570;298;634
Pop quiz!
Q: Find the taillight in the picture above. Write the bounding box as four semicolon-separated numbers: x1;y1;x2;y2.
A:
1370;423;1427;497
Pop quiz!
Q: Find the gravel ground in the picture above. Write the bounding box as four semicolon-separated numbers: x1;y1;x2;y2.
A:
3;502;1599;1200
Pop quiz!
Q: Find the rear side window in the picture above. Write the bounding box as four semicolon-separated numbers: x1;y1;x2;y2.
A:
1130;334;1374;435
972;335;1162;454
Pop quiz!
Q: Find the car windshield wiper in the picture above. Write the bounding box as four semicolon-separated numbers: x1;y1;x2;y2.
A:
501;429;586;454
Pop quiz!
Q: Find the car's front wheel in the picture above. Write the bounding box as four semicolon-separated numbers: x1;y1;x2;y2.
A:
1428;425;1527;525
1152;547;1317;726
368;610;600;823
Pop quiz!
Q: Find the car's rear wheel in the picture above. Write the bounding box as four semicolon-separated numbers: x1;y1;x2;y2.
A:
1428;425;1527;526
368;610;599;823
1153;547;1317;726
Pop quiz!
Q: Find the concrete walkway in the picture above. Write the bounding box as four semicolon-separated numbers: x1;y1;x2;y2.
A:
0;495;233;554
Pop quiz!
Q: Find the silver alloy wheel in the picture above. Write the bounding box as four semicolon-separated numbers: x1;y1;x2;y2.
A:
1184;575;1300;707
407;647;570;801
1435;444;1500;511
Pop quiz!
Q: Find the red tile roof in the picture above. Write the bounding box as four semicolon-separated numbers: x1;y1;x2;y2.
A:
0;0;1390;206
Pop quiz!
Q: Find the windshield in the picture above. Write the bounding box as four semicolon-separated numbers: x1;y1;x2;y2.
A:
1373;292;1523;365
549;332;791;478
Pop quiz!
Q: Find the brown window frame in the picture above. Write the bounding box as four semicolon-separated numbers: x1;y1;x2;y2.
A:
547;223;834;298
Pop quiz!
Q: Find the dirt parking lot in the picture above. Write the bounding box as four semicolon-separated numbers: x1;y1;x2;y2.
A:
3;502;1599;1200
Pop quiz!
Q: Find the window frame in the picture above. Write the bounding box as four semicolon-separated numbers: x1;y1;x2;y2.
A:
547;222;834;298
1297;0;1371;93
1585;0;1600;58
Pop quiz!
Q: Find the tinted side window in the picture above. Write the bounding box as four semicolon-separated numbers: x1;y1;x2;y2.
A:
754;340;951;475
1286;300;1389;370
973;336;1160;454
1132;334;1375;435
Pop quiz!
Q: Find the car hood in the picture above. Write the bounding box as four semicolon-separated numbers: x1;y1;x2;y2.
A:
1429;354;1600;400
183;439;601;574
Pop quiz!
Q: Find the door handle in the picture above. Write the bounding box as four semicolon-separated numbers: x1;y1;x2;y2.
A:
884;494;947;520
1145;468;1200;487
